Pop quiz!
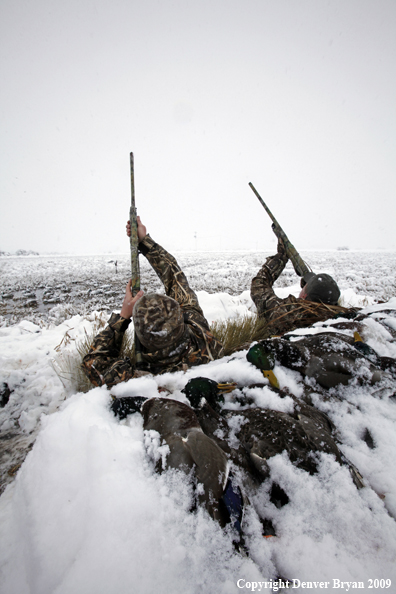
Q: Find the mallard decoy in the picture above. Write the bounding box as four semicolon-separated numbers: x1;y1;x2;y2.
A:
246;343;280;389
248;334;387;390
182;376;237;410
110;396;148;419
226;406;364;488
142;397;230;525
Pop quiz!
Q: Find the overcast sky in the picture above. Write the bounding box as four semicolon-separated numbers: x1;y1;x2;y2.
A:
1;0;395;254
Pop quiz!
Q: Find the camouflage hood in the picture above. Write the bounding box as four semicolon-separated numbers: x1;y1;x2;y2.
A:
133;293;186;351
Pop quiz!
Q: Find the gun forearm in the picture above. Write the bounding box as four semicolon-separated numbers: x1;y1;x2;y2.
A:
272;225;310;277
129;207;140;295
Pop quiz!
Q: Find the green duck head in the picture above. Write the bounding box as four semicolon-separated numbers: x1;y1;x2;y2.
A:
247;343;276;371
246;343;279;389
182;377;224;410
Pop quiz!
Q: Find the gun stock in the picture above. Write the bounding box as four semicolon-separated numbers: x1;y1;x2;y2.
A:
248;182;311;278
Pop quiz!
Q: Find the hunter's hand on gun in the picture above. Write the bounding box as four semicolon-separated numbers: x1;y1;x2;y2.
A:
120;280;143;320
126;216;147;241
124;215;145;318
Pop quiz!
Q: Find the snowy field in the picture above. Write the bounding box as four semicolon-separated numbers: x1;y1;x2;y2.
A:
1;250;396;594
1;250;395;326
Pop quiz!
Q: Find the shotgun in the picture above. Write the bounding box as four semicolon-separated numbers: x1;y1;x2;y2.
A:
130;152;143;366
249;182;312;278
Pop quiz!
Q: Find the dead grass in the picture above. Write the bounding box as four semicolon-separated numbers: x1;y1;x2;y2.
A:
210;314;268;357
51;314;135;393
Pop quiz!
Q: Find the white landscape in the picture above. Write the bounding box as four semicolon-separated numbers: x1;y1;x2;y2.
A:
0;250;396;594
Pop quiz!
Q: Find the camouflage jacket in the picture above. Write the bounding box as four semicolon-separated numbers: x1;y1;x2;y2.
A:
251;242;355;337
82;235;223;388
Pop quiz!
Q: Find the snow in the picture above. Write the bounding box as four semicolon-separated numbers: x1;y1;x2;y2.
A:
1;252;396;593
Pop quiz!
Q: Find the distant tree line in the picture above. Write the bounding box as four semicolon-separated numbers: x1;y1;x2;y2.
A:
0;249;39;257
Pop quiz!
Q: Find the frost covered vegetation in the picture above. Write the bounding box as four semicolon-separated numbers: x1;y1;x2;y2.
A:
0;250;395;326
0;250;396;593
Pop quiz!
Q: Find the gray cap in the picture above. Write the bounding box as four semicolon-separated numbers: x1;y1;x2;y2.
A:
133;293;185;351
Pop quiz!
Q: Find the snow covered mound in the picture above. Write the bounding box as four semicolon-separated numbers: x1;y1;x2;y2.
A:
1;283;396;592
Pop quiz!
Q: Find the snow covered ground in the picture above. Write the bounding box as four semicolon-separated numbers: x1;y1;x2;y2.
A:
0;251;396;594
1;250;395;326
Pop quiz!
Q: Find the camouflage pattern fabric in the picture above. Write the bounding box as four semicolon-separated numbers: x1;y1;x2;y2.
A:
82;235;223;388
82;313;135;388
133;293;185;351
251;240;356;337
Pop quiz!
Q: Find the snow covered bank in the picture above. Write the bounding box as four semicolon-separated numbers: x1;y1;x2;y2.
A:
1;286;396;592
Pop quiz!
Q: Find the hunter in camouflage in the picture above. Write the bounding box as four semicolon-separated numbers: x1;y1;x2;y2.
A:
82;221;223;388
251;237;355;337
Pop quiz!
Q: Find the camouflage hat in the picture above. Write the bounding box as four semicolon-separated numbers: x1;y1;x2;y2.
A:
133;293;185;351
304;273;341;305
